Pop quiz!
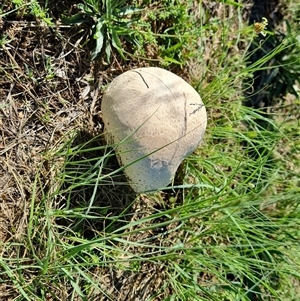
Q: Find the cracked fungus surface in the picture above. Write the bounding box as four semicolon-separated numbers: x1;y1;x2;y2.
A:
101;67;207;193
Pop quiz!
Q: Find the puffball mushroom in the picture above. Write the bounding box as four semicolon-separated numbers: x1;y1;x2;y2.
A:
101;67;207;193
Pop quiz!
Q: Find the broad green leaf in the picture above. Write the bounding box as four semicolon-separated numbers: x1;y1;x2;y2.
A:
162;56;183;65
118;6;144;16
91;20;105;59
164;42;183;53
105;0;112;21
111;29;126;59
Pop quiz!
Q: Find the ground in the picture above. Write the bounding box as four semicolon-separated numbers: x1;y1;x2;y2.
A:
0;0;299;300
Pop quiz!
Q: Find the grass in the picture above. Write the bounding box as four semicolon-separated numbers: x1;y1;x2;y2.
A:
0;0;300;300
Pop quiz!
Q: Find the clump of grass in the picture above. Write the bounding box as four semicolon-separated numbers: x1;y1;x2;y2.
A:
61;0;145;61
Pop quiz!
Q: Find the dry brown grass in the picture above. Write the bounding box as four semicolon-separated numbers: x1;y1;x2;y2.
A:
0;21;87;236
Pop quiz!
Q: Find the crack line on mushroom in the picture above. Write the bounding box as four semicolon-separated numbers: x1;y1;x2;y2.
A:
183;92;188;136
134;70;178;103
189;103;204;116
133;71;149;89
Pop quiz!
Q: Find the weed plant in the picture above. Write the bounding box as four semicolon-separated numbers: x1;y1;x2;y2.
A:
0;0;300;300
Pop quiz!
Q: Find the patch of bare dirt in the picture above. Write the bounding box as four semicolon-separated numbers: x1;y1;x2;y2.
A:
0;19;92;234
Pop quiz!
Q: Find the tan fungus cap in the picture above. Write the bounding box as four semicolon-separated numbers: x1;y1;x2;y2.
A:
101;67;207;193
